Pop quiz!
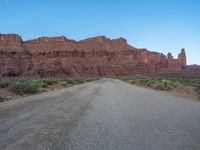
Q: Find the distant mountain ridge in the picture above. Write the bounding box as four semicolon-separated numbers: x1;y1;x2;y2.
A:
0;34;188;77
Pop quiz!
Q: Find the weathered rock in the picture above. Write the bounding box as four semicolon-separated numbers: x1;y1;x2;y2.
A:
180;64;200;76
0;34;188;77
167;53;174;60
178;48;187;68
0;34;22;42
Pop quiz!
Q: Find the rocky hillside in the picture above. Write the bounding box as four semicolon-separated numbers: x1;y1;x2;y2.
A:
0;34;187;77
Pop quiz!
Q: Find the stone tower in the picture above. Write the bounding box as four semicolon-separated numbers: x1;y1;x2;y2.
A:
178;48;187;68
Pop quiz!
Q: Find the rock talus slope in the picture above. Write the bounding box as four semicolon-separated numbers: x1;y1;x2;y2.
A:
0;34;187;77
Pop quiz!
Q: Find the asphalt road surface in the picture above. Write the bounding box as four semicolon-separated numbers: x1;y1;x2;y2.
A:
0;78;200;150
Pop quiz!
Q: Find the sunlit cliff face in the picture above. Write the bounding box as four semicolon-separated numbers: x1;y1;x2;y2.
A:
0;34;187;77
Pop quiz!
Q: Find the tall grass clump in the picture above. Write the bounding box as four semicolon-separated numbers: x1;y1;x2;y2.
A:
152;81;165;90
74;77;85;83
84;77;96;82
63;78;77;84
162;79;173;90
9;79;40;95
41;78;58;85
0;80;10;88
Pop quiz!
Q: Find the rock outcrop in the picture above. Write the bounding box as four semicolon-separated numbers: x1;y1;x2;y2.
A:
0;34;187;77
180;64;200;76
178;48;187;68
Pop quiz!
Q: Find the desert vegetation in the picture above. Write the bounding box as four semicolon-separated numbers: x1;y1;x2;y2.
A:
120;75;200;99
1;75;200;102
9;79;40;95
0;77;100;101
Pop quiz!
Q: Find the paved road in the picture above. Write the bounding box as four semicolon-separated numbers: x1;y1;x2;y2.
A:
0;78;200;150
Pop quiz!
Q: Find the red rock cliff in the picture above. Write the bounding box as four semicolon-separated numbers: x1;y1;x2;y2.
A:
0;34;187;77
178;48;187;68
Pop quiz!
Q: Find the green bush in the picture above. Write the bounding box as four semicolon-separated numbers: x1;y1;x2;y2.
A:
63;78;77;84
9;79;40;95
85;77;96;82
148;79;173;91
41;82;48;88
162;79;173;90
129;80;138;84
137;79;149;85
0;80;10;88
146;80;156;87
172;81;182;88
61;82;67;86
74;78;85;83
41;78;58;85
121;76;130;81
152;81;165;90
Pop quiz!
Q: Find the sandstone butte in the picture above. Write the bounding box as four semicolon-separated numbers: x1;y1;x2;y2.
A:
0;34;189;77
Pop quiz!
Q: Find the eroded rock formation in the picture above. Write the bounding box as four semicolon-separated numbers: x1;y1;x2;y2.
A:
0;34;187;77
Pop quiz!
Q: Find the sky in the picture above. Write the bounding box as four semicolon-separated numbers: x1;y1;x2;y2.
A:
0;0;200;65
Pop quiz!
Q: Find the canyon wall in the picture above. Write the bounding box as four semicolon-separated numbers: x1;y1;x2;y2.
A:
0;34;187;77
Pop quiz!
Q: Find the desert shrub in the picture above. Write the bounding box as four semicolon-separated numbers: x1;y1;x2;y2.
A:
162;79;173;90
129;80;138;84
121;76;130;81
136;79;149;85
172;81;182;88
74;78;85;83
152;81;165;90
0;96;8;103
155;77;162;81
146;80;157;87
180;78;198;87
9;79;40;95
61;82;67;86
41;82;48;88
84;78;92;82
93;77;101;80
85;77;98;82
0;80;10;88
63;77;100;85
41;78;58;85
185;81;198;87
63;78;77;84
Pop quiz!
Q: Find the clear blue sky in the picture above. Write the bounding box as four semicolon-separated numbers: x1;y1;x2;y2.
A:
1;0;200;65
